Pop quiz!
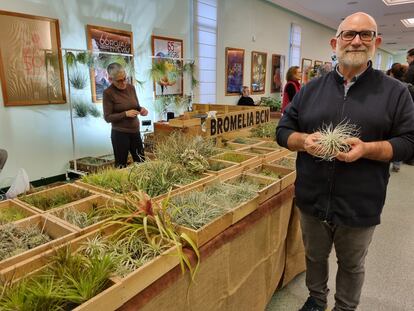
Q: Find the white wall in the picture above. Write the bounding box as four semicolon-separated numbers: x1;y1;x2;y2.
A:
216;0;335;105
0;0;191;187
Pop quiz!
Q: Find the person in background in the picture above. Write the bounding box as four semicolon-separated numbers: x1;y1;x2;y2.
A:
276;12;414;311
0;149;7;173
281;66;301;113
386;63;410;172
404;48;414;84
103;63;149;168
237;86;256;106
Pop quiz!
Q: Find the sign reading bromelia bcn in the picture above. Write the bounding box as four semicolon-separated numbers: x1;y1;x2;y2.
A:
209;108;270;136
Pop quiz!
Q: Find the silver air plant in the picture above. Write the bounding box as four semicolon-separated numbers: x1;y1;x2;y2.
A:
313;121;360;161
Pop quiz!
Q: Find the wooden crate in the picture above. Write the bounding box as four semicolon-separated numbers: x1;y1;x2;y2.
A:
211;151;260;170
0;199;38;224
0;224;179;311
238;146;284;162
70;156;114;173
271;156;297;170
75;180;120;197
206;158;243;180
15;183;95;213
223;172;281;204
0;214;77;271
47;195;117;233
229;137;263;145
168;117;201;128
246;163;296;191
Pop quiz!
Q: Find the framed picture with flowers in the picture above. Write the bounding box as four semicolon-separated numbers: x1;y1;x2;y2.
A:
151;35;183;96
225;47;244;96
251;51;267;94
301;58;312;84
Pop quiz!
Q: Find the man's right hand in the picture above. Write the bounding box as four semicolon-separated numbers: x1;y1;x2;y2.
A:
125;109;139;117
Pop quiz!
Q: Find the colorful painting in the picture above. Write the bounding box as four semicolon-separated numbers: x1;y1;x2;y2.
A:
0;10;66;106
314;60;323;68
87;25;133;102
301;58;313;85
152;35;183;96
225;47;244;96
271;54;285;93
251;51;267;94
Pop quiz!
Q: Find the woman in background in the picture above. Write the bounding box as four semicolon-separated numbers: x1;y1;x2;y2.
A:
237;86;256;106
103;63;149;167
281;66;301;114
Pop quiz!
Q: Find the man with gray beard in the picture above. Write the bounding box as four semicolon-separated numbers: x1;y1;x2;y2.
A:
276;12;414;311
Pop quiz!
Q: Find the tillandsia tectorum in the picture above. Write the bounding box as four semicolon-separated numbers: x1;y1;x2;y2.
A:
313;121;360;161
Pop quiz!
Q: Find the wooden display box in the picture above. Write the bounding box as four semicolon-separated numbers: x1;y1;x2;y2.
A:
223;172;281;204
173;172;216;192
48;195;116;233
0;224;179;311
229;137;262;145
75;180;118;197
271;156;297;170
168;116;201;128
0;214;77;272
0;199;38;224
238;146;283;162
70;156;114;173
176;211;233;247
211;151;260;170
206;158;243;180
255;140;283;149
247;164;296;191
16;183;95;213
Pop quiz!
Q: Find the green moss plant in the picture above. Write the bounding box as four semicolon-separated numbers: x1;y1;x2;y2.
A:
214;152;252;163
0;207;28;225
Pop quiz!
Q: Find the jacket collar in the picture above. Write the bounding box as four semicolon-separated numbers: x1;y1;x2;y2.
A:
333;60;373;84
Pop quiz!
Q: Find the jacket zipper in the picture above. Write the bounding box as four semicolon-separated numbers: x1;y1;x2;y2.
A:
325;84;347;221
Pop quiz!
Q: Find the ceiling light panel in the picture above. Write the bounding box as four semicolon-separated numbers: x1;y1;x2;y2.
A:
401;17;414;27
382;0;414;6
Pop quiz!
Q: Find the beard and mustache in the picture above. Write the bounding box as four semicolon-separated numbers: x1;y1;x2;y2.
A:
336;46;375;67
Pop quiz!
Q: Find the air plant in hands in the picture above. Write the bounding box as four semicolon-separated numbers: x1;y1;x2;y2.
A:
312;121;360;161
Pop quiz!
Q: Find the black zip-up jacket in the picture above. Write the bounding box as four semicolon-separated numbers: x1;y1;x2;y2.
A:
276;64;414;227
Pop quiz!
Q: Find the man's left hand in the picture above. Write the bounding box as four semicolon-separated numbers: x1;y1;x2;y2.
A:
336;137;366;162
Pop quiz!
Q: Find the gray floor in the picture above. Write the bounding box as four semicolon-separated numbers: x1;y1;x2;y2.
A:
266;163;414;311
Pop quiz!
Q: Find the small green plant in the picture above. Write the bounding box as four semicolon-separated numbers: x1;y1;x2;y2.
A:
274;157;296;169
81;168;130;194
250;121;277;138
208;161;233;172
73;101;101;118
226;175;272;191
69;70;88;89
255;168;282;179
245;147;270;155
0;223;52;261
20;188;91;211
60;203;108;229
232;137;260;145
260;97;281;111
214;152;251;163
0;207;28;224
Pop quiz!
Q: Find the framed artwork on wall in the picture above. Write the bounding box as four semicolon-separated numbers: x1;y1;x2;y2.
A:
225;47;244;96
0;10;66;106
270;54;285;93
151;35;183;96
251;51;267;94
301;58;312;84
87;25;133;102
314;60;323;68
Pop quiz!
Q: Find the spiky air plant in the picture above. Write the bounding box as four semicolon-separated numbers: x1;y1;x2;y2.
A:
313;121;360;161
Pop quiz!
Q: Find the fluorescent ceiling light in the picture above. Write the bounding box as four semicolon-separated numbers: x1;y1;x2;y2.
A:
401;18;414;27
382;0;414;5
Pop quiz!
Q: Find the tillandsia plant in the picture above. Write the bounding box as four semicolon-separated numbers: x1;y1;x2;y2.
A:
81;168;131;194
274;157;296;170
69;70;88;90
20;188;91;211
60;203;108;229
106;191;200;280
207;160;234;172
313;121;360;161
249;121;277;139
128;160;193;197
214;152;252;163
0;207;29;225
154;132;217;173
0;223;51;261
254;167;283;179
73;100;102;118
0;248;115;310
232;137;260;145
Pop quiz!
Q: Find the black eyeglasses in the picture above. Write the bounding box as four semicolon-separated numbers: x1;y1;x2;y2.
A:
337;30;376;42
115;77;127;83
